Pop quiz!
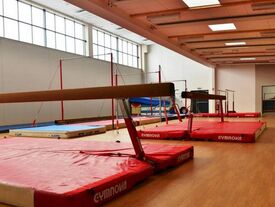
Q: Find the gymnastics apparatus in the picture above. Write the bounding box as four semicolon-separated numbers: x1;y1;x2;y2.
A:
0;83;193;207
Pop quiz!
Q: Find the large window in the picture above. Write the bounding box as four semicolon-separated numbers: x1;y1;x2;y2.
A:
92;28;140;68
0;0;87;55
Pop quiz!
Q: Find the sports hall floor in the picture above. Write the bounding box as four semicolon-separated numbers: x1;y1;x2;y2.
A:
0;115;274;207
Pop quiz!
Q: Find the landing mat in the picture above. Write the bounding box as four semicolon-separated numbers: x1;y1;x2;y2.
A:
9;125;106;138
0;138;193;207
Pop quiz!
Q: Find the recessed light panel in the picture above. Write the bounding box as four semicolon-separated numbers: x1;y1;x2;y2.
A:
183;0;220;8
225;42;246;46
240;57;256;61
209;23;236;31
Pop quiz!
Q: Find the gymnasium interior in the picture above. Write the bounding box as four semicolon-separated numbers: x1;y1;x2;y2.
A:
0;0;274;207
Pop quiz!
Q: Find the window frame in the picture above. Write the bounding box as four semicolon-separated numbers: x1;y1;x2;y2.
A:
92;27;140;68
0;0;87;56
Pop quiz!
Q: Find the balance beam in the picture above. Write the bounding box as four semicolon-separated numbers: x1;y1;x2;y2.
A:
0;83;174;103
181;92;226;100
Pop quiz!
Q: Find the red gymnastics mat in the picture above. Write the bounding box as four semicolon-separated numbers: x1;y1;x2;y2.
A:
0;138;193;207
187;121;266;142
194;112;261;118
227;112;261;117
138;121;266;142
138;123;185;140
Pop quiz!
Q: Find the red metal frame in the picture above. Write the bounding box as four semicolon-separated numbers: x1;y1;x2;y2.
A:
172;98;182;122
110;53;115;129
59;60;65;121
119;99;145;160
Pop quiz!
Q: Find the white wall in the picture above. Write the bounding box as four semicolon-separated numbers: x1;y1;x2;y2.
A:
145;44;215;112
0;37;142;125
255;64;275;112
216;65;256;112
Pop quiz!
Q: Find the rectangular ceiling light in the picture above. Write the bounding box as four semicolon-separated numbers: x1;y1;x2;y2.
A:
240;57;256;61
209;23;236;31
182;0;220;8
225;42;246;46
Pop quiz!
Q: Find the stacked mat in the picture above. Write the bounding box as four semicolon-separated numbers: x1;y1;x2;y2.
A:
9;125;106;139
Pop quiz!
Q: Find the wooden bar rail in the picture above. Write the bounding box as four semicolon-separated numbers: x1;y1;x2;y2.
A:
181;92;226;100
0;83;175;103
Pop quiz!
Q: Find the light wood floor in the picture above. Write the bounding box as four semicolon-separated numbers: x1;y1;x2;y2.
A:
0;116;274;207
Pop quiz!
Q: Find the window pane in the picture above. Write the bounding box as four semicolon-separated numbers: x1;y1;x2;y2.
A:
3;0;17;19
133;57;138;68
33;26;45;46
75;39;84;55
98;46;104;60
46;12;55;30
66;36;75;53
65;19;74;36
46;30;55;48
133;45;138;57
123;41;127;53
0;0;3;16
92;29;97;44
0;17;3;37
123;53;127;65
18;2;31;24
56;16;65;34
128;43;133;55
56;33;65;50
75;23;84;39
105;48;110;61
98;31;104;46
93;44;98;56
105;34;110;48
118;52;123;64
128;55;133;67
111;36;117;49
118;39;123;51
4;18;18;40
32;7;44;27
19;22;32;43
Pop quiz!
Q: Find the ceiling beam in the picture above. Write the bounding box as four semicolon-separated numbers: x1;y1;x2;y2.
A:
182;36;275;44
215;60;271;64
64;0;213;67
195;44;275;52
156;13;275;27
208;54;275;60
191;44;275;50
130;0;266;17
205;53;275;59
169;28;275;39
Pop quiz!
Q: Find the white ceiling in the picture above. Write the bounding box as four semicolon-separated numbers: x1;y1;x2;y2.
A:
30;0;154;45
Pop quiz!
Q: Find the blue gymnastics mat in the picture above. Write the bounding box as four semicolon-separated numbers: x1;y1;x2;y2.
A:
9;125;106;139
0;122;55;133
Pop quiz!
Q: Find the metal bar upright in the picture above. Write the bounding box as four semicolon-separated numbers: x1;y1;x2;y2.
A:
158;65;162;120
119;99;145;160
220;99;224;122
59;59;64;121
110;53;115;129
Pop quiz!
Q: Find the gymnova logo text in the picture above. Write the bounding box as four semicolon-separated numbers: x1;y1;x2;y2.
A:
177;152;190;162
141;133;161;138
218;136;242;141
94;181;127;203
